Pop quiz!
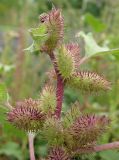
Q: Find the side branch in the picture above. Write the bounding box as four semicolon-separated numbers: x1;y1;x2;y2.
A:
49;53;64;119
4;101;13;110
95;142;119;152
74;142;119;155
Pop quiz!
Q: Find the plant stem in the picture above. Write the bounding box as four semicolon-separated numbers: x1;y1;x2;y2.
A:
94;142;119;152
79;56;88;66
55;75;64;118
73;141;119;155
49;53;64;119
28;133;36;160
13;17;25;101
4;101;13;110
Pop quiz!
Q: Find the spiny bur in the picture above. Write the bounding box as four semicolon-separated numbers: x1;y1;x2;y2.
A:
68;71;111;93
40;84;56;113
5;7;113;160
40;8;64;53
7;98;45;133
47;147;70;160
63;101;81;128
68;115;109;148
42;117;64;146
56;43;80;79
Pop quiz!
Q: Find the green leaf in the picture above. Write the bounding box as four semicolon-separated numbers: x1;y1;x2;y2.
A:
29;24;47;40
99;150;119;160
84;13;106;32
0;142;23;160
77;31;119;59
25;24;47;54
0;83;8;104
24;41;40;54
0;107;26;138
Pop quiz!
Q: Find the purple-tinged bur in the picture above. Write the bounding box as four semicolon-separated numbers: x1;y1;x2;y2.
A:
69;115;110;147
66;43;80;68
47;147;70;160
39;13;48;23
7;98;45;133
40;8;64;53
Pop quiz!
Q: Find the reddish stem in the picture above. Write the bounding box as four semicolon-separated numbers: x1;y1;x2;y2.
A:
55;76;64;118
94;142;119;152
49;53;64;119
73;141;119;155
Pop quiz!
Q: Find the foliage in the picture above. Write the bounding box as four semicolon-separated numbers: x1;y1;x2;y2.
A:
0;83;8;104
0;142;23;160
0;0;119;160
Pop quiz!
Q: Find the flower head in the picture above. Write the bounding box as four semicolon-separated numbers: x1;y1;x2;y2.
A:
56;45;75;79
68;71;111;93
56;43;80;79
66;43;80;68
7;98;45;133
40;84;56;113
42;117;64;146
47;147;70;160
69;115;109;147
40;8;64;53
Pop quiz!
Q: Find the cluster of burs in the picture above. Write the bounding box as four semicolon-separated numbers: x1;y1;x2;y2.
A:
7;8;111;159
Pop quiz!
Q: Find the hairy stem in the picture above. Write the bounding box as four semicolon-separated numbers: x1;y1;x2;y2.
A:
28;133;36;160
49;53;64;119
73;141;119;155
55;76;64;118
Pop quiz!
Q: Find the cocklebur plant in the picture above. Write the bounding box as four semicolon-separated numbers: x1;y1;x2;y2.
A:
1;7;119;160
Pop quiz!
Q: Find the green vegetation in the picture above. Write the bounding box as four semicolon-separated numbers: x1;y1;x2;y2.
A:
0;0;119;159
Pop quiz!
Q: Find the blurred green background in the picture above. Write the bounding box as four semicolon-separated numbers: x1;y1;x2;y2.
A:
0;0;119;159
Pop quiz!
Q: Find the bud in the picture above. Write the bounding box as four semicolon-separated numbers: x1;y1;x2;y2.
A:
40;8;64;53
63;101;81;128
7;98;45;133
66;43;80;68
47;147;70;160
56;45;75;79
69;115;109;147
68;71;111;93
40;84;56;113
42;117;64;146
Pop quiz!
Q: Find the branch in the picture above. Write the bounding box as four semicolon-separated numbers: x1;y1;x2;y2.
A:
28;133;36;160
73;142;119;155
79;56;88;66
49;53;64;119
4;101;13;110
94;142;119;152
